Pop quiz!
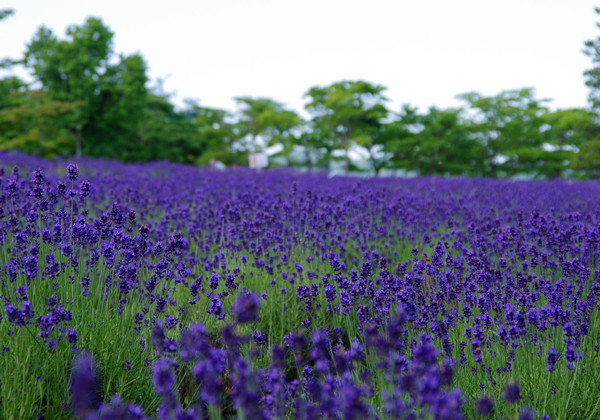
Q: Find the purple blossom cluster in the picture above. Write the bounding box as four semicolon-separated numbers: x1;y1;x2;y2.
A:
71;294;464;419
2;151;600;417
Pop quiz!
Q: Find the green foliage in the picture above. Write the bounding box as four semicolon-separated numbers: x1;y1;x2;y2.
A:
304;80;389;173
572;139;600;178
385;105;485;176
456;88;559;177
0;8;15;22
136;94;204;164
234;96;302;156
24;17;148;158
184;99;243;166
542;108;599;149
0;79;80;157
2;9;600;176
584;7;600;115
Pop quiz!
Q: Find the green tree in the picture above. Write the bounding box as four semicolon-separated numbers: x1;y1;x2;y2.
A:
136;93;203;164
572;140;600;178
184;100;242;166
384;105;484;176
24;17;148;158
0;10;80;157
584;7;600;115
234;96;302;157
382;105;421;174
456;88;551;177
304;80;389;174
540;108;600;177
135;92;242;166
0;9;17;70
0;85;79;157
0;8;14;22
543;108;599;149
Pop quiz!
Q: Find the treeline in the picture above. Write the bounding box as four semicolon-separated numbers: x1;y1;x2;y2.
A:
3;10;600;178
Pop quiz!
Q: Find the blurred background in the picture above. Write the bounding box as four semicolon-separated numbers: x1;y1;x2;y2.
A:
2;0;600;178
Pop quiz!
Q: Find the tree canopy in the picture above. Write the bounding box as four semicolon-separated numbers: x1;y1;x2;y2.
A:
1;11;600;178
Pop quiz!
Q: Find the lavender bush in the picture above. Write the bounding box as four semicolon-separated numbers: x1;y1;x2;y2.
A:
1;150;599;419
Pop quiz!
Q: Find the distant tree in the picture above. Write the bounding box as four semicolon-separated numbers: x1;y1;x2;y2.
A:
0;9;18;70
414;107;485;176
134;93;242;166
0;10;79;157
384;105;484;176
281;128;333;170
358;123;394;175
135;93;202;164
24;17;148;158
456;88;552;177
234;96;302;156
184;99;243;166
572;140;600;178
0;8;14;22
382;105;421;173
304;80;389;174
543;108;599;149
0;76;26;108
584;7;600;115
539;108;600;178
0;84;79;157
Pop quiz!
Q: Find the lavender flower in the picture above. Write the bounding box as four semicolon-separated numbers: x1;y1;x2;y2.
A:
503;381;521;404
152;358;175;396
231;291;261;324
70;352;101;416
67;164;79;181
475;396;494;416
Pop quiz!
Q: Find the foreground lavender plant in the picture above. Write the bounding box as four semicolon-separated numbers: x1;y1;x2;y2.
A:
2;152;596;418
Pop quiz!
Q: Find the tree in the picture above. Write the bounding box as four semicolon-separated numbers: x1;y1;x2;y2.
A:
540;108;600;178
234;96;302;156
0;10;80;157
456;88;551;177
572;140;600;178
304;80;389;174
384;105;485;176
24;17;148;158
0;9;18;70
135;93;204;164
584;7;600;115
184;100;242;166
0;8;14;22
0;85;79;157
543;108;598;149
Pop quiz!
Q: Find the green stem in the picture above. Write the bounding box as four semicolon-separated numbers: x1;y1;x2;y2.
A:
208;404;223;420
542;371;551;416
564;362;580;418
586;393;600;420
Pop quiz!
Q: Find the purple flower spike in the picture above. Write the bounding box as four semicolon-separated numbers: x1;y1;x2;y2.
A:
66;327;78;344
475;396;494;416
231;291;261;324
504;381;521;403
70;351;101;416
152;358;175;396
67;164;79;181
546;347;560;372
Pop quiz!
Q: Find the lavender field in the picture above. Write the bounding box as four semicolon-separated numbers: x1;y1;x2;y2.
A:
1;152;600;419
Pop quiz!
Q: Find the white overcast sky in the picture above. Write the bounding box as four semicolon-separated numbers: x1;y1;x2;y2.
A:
1;0;599;117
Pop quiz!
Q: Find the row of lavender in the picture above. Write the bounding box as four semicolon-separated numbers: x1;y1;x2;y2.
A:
1;150;600;419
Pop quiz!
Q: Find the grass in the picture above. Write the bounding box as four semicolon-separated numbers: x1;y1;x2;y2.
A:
1;164;600;419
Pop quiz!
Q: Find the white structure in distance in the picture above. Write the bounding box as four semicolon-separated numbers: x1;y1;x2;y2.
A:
249;153;268;169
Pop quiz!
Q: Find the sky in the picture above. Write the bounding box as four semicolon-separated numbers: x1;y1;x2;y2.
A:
1;0;599;118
